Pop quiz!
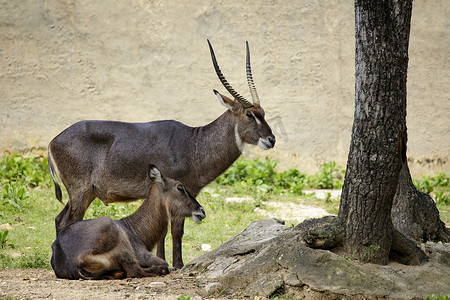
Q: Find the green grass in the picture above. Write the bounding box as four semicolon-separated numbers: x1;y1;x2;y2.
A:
0;154;448;269
426;294;450;300
0;187;58;269
215;157;345;194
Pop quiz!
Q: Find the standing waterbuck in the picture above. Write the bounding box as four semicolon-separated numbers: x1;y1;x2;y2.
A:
48;40;275;268
51;165;206;279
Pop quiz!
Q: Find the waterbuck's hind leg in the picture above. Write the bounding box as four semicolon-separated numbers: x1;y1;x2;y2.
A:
99;229;170;278
55;203;70;235
135;241;170;277
78;252;148;279
55;190;96;234
115;253;168;278
141;264;169;277
85;269;127;280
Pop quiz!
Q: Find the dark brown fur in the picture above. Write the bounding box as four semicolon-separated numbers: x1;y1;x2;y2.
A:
51;165;205;279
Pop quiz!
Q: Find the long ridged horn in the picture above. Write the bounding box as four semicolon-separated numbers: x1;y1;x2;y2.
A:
207;39;253;108
246;41;260;105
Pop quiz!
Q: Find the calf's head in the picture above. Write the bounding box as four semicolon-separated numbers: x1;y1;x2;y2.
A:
148;165;206;223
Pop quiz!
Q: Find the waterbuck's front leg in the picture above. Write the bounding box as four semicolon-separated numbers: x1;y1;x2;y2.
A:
155;219;185;268
171;219;185;269
156;233;166;261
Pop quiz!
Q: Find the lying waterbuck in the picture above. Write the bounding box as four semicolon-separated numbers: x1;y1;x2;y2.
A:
51;165;205;279
48;40;275;268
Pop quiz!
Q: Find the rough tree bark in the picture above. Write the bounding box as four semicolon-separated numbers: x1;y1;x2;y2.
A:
339;0;420;265
301;0;429;265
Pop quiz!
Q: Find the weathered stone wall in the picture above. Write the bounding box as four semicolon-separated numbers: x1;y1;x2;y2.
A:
1;0;448;176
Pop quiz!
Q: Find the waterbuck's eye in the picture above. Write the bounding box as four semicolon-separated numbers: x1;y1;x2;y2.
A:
177;185;185;193
246;112;254;119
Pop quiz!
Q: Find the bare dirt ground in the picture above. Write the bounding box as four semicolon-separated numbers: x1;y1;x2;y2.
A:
0;268;239;300
0;268;396;300
226;190;339;224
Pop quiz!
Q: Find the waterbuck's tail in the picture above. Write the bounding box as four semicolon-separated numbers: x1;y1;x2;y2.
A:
48;149;63;203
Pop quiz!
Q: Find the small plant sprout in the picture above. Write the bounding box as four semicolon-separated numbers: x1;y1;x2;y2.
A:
0;231;15;249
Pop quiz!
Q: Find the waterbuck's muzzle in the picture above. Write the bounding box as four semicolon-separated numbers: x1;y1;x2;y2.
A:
192;207;206;224
258;136;276;150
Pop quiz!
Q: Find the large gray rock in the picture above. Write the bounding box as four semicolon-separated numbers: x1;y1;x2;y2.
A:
184;219;450;298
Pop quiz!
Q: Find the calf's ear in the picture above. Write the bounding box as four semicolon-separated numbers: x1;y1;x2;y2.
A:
147;164;164;184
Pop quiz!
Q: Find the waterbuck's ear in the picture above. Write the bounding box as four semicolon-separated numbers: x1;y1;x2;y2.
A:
213;90;234;111
147;164;164;184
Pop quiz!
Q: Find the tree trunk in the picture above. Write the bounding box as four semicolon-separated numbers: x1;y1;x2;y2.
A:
300;0;447;265
337;0;420;265
392;161;450;242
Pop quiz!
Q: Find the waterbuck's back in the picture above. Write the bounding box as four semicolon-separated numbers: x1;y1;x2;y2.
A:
49;120;197;203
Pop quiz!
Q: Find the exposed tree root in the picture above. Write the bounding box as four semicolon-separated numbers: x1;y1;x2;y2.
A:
297;216;427;266
392;161;450;243
296;216;343;249
390;228;427;265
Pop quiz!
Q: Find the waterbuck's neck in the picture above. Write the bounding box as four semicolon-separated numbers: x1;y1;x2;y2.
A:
191;110;243;189
117;185;168;251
